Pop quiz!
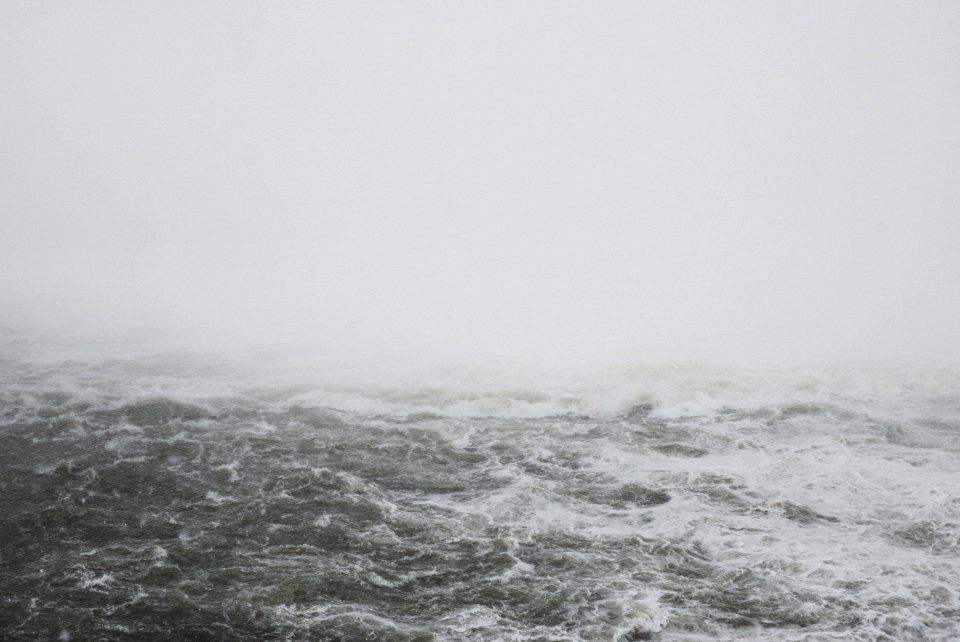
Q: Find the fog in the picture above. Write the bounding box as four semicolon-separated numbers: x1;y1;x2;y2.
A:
2;1;959;365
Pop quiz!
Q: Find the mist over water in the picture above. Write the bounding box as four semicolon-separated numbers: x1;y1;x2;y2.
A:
3;2;960;641
2;1;960;364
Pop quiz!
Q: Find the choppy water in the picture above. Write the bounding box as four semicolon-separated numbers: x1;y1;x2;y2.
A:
2;334;960;641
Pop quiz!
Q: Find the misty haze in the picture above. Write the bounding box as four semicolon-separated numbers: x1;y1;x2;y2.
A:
2;2;959;641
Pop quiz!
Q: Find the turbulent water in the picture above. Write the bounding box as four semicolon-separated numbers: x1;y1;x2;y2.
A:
2;334;960;641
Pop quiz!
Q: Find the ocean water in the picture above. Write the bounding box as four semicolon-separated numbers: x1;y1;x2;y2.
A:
1;334;959;641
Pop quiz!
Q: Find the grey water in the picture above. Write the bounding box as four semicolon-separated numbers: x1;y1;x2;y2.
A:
2;335;959;641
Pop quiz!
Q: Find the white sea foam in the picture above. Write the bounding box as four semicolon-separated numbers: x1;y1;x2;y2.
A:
3;333;960;639
78;571;116;589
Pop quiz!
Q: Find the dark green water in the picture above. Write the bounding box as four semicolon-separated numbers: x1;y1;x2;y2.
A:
2;341;959;640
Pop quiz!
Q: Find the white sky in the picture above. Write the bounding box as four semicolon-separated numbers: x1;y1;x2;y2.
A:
2;1;959;363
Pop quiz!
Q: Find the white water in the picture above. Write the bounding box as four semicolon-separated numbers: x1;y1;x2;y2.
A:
3;332;959;639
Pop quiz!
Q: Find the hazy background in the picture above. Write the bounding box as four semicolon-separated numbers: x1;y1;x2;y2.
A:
2;1;959;364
